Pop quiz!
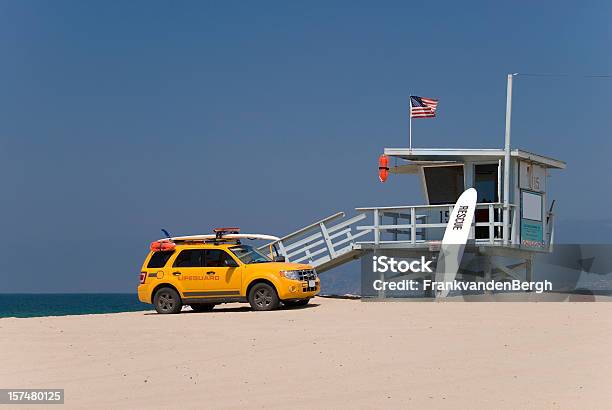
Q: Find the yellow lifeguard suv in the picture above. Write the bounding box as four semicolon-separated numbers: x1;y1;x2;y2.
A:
138;228;319;313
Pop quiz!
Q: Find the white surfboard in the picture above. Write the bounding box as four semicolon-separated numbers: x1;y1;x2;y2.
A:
162;233;281;242
434;188;478;297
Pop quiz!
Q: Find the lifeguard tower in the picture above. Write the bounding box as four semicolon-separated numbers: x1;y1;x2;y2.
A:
259;146;565;291
259;77;566;292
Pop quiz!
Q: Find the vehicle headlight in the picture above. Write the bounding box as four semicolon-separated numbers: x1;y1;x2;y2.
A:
280;270;301;280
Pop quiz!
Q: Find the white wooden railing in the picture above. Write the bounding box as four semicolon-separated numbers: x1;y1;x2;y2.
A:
355;203;517;245
259;202;559;271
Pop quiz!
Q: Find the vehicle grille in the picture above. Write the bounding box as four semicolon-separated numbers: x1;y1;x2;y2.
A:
295;269;317;281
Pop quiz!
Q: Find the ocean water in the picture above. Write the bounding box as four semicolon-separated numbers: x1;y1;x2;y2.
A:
0;294;151;318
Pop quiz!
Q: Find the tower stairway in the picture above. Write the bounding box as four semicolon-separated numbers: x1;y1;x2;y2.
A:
257;212;368;273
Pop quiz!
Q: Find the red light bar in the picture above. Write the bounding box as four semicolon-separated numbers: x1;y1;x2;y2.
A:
213;227;240;233
213;227;240;240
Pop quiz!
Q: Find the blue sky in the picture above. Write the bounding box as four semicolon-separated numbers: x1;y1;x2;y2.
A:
1;1;611;292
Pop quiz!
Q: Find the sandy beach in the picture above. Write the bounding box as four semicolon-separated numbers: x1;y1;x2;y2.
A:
2;297;612;409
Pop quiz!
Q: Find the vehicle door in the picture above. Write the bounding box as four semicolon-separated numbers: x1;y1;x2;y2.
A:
171;248;206;296
202;249;242;295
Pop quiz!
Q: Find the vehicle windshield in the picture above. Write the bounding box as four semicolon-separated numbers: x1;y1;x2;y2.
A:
229;244;272;264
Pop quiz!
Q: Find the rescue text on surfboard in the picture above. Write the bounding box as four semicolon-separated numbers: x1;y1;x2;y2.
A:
453;206;469;230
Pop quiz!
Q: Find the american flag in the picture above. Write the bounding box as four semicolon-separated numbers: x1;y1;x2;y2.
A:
410;96;439;118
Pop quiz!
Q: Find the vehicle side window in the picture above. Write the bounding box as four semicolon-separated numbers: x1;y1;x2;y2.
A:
147;251;175;268
204;250;236;267
173;250;203;267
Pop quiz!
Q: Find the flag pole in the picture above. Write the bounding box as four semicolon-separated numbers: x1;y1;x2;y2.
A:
503;74;516;244
409;96;413;150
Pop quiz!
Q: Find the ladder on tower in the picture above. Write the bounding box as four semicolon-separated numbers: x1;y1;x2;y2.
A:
257;212;369;273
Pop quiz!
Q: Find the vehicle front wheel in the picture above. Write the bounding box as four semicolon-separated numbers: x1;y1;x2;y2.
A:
283;298;310;307
190;304;215;312
153;287;183;314
248;283;280;311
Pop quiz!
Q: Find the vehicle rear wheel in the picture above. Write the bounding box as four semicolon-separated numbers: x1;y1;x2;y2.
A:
283;298;310;307
153;287;183;314
248;283;280;311
190;304;215;312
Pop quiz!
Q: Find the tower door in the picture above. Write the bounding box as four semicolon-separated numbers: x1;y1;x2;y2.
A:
474;163;500;239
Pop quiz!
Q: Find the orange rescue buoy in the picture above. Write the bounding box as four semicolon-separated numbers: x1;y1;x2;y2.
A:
150;240;176;252
378;154;389;182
